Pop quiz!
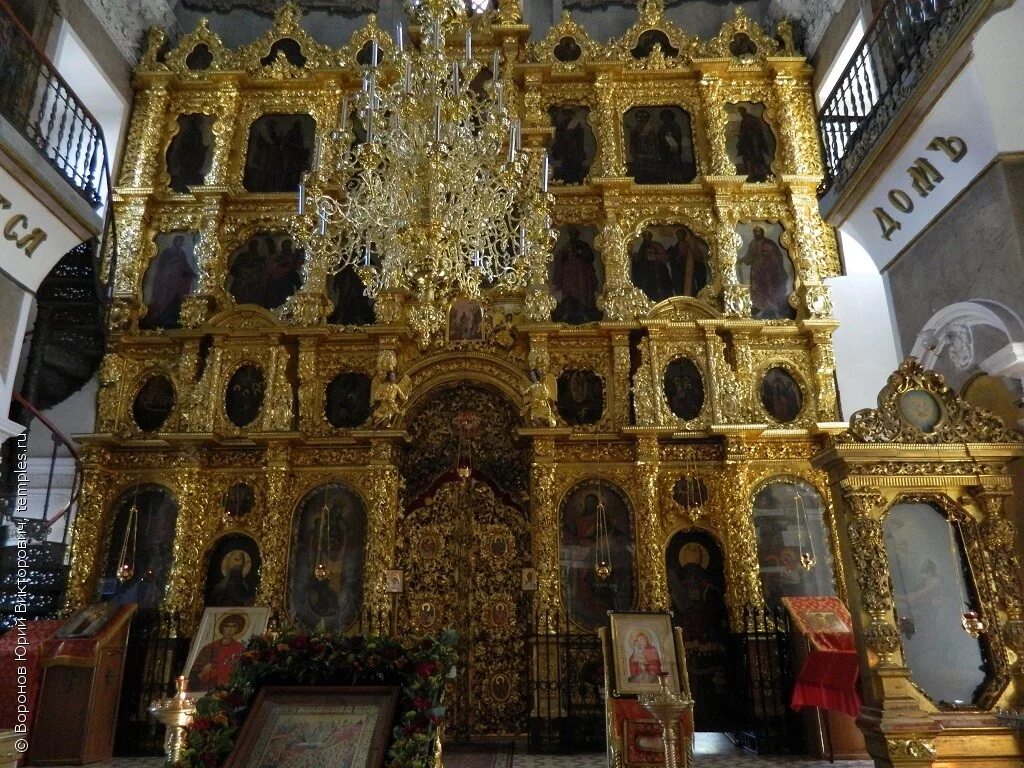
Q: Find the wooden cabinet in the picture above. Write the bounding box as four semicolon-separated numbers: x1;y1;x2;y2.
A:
27;605;135;766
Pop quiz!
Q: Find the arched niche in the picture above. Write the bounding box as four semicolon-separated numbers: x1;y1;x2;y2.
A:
559;479;636;629
102;484;178;615
288;482;367;632
751;477;837;607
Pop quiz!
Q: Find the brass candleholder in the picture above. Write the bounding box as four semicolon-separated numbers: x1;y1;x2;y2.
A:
148;676;197;766
637;672;694;768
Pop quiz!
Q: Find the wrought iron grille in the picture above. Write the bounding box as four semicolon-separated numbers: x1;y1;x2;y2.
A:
731;605;802;755
818;0;982;192
525;610;606;754
0;0;108;208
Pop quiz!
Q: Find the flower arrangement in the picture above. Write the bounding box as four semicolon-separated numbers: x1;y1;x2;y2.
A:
177;629;458;768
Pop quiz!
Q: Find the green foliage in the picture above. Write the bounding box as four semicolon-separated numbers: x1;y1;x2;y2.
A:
177;629;458;768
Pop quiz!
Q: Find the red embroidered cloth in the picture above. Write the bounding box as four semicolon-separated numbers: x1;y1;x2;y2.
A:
612;698;694;766
0;620;62;729
781;596;861;718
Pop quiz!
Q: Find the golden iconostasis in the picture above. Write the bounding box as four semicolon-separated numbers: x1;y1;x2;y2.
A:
65;0;861;736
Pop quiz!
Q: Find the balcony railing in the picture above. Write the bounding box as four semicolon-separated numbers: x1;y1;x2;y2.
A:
0;0;108;209
818;0;985;194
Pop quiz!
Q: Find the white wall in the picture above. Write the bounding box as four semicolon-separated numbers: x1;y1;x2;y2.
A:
827;229;902;416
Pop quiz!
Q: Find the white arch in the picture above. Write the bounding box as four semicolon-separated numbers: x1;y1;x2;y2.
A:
911;299;1024;371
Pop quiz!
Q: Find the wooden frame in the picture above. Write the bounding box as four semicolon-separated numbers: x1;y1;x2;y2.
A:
224;686;399;768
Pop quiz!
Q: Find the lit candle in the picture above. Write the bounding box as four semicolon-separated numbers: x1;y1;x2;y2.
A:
541;152;549;192
465;28;473;62
491;49;500;80
396;24;404;53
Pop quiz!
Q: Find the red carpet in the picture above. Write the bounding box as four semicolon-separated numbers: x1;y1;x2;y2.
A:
443;742;515;768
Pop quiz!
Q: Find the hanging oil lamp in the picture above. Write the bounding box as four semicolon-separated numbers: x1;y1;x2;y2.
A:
116;490;140;583
313;498;331;582
594;481;613;581
794;492;817;572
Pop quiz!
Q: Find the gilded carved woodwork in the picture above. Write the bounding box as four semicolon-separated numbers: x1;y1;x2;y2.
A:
66;0;865;736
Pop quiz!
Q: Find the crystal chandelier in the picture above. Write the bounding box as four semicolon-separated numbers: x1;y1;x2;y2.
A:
293;0;551;344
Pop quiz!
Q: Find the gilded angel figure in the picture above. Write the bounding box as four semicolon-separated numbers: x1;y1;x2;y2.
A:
522;368;558;427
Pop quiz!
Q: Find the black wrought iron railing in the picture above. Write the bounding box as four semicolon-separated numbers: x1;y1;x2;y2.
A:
0;0;109;208
818;0;984;192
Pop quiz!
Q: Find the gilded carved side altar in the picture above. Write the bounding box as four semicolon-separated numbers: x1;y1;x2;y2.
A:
66;0;863;737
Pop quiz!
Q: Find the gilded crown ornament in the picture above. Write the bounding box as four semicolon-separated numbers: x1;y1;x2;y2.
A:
293;0;552;344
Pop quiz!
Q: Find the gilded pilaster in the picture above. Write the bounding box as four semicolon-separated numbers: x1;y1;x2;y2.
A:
165;447;208;624
63;447;113;612
530;438;559;628
117;81;170;189
635;435;667;610
363;440;402;619
256;443;292;622
698;74;734;175
721;440;760;626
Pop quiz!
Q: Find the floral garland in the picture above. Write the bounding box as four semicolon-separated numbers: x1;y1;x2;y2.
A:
178;629;457;768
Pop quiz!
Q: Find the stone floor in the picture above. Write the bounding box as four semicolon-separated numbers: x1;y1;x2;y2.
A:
26;734;875;767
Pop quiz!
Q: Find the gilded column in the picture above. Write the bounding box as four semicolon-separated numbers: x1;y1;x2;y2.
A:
611;335;632;428
809;330;838;421
256;443;292;622
721;439;760;627
165;446;209;625
592;73;623;178
181;191;227;328
635;435;667;610
117;79;171;189
531;438;559;629
64;446;113;612
363;440;401;620
698;73;734;175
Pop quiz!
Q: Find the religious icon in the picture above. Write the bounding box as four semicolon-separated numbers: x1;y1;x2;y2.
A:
559;480;635;629
289;483;367;632
726;102;776;182
224;483;255;517
556;369;604;425
225;364;266;428
328;265;375;325
384;569;404;594
132;374;175;432
753;481;835;608
55;603;119;639
449;299;484;341
204;534;262;607
624;106;696;184
521;567;539;592
736;221;796;320
663;357;705;421
631;29;679;59
227;232;305;310
242;113;315;193
550;225;603;323
103;486;178;617
665;530;731;728
140;231;199;329
629;225;710;304
547;106;596;185
608;612;680;696
898;389;943;432
183;606;270;693
759;366;803;423
165;113;212;193
325;371;372;429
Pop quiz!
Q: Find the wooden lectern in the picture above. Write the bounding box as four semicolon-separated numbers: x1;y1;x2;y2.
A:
27;604;135;766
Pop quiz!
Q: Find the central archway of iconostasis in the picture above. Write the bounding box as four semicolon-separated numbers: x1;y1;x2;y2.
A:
396;382;531;737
